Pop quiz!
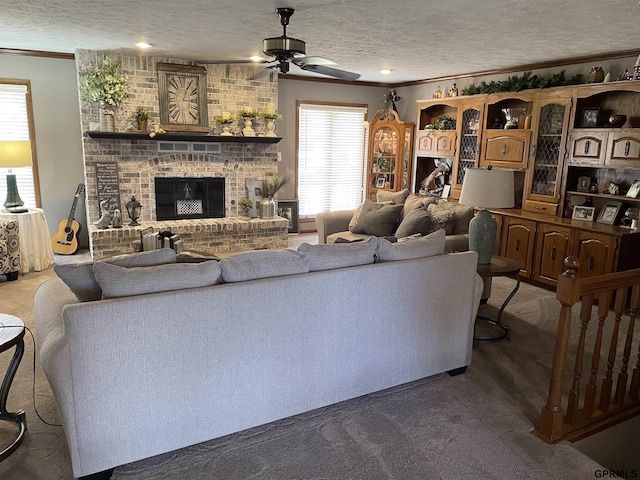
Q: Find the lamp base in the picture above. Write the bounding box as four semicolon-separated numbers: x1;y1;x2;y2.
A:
4;174;25;209
469;208;496;264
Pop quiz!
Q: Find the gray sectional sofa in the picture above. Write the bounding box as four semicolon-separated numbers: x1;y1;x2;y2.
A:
35;234;482;479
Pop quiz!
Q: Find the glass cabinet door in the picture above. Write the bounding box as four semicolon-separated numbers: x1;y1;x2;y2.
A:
528;99;571;202
452;105;482;199
371;126;398;192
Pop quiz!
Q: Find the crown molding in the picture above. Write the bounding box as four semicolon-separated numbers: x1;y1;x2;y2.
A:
0;48;74;60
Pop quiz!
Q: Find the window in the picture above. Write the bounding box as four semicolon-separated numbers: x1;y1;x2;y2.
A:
297;103;367;217
0;81;40;208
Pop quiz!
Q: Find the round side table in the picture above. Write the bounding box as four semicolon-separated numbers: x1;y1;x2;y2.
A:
0;314;27;461
475;256;521;342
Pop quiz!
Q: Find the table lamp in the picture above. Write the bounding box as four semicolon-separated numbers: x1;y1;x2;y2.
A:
0;140;32;210
459;167;515;264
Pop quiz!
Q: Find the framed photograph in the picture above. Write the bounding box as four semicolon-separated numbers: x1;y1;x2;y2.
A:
576;176;592;192
596;201;622;225
277;200;299;234
441;184;451;198
572;205;595;221
376;177;386;189
626;180;640;198
245;179;263;218
581;107;600;128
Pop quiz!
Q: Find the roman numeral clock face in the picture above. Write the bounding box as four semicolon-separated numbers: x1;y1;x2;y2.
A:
167;74;199;124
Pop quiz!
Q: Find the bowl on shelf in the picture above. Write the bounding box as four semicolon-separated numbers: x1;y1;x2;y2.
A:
608;114;627;128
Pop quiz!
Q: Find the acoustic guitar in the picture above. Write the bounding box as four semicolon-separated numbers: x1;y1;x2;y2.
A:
51;184;85;255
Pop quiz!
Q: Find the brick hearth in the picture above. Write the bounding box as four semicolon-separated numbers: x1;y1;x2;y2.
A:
90;217;289;261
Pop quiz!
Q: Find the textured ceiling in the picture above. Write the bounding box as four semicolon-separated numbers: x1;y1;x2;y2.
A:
1;0;640;83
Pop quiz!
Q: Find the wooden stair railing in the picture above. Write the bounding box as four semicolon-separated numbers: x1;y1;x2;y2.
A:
534;256;640;444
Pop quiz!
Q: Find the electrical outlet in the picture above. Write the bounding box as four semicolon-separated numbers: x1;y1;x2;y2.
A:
277;152;282;162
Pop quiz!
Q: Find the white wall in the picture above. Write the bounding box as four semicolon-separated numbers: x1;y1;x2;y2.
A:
0;55;88;247
277;77;390;201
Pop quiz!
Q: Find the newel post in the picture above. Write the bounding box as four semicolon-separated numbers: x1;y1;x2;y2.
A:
537;256;582;442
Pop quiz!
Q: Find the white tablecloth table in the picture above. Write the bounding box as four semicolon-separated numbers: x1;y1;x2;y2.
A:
0;208;54;273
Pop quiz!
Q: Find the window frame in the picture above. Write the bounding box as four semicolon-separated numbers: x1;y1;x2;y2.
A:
295;100;368;219
0;78;41;207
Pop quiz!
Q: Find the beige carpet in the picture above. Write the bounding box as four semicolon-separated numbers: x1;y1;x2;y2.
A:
0;257;619;479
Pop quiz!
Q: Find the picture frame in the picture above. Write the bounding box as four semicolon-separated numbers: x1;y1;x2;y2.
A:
244;179;263;218
596;201;622;225
626;180;640;198
276;200;299;234
581;107;600;128
376;177;386;189
576;176;592;192
441;184;451;199
157;63;210;132
572;205;595;221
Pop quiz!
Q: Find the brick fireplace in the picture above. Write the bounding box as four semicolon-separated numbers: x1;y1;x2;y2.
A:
76;50;288;259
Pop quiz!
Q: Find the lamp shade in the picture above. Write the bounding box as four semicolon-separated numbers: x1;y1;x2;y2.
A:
0;141;32;168
459;168;515;209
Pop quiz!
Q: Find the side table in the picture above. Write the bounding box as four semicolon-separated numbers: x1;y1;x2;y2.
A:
0;208;54;273
475;256;521;342
0;314;27;461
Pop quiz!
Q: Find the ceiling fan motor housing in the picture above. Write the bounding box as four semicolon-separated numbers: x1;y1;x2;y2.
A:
263;37;306;59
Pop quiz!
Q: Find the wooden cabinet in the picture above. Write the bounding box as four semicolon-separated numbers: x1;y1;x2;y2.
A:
569;130;608;165
607;131;640;166
500;217;536;278
451;101;484;199
534;224;572;284
416;130;456;157
367;109;414;200
482;131;530;170
574;231;617;278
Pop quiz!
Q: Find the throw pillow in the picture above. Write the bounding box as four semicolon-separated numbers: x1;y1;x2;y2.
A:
348;201;392;230
394;203;455;238
298;236;377;271
402;194;436;219
349;200;403;237
94;260;222;299
376;188;410;205
55;249;178;302
376;230;445;262
219;250;310;283
432;201;474;235
425;203;458;235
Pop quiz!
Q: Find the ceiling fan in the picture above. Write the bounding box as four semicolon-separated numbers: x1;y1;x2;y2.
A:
201;8;360;81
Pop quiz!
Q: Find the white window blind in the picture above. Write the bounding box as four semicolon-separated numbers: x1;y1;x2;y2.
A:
0;83;37;208
298;103;367;217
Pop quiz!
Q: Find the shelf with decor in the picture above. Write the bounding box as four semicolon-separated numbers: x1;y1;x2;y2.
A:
85;131;282;143
566;190;640;204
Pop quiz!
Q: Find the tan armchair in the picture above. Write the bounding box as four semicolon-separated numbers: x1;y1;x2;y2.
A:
0;220;20;281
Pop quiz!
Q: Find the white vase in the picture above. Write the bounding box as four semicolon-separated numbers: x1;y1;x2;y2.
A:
265;119;277;137
220;125;233;136
242;118;256;137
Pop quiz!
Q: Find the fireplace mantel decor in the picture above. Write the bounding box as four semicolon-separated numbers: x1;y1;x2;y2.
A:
85;131;281;144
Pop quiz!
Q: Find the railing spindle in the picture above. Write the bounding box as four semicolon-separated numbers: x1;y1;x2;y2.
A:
584;291;611;417
599;288;626;412
617;286;639;406
567;295;594;424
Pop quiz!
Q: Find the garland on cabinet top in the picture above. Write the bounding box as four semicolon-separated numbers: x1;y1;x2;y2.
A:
461;70;584;95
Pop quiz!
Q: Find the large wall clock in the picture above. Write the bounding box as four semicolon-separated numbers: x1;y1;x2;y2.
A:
157;63;209;132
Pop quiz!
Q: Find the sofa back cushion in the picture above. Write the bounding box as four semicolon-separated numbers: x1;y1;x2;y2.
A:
349;200;403;237
395;203;456;238
402;194;435;219
433;200;474;235
376;188;410;205
376;230;445;262
54;249;178;302
94;260;222;299
219;250;310;283
298;236;377;271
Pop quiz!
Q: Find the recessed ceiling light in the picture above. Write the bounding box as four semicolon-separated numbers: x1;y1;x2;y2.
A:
249;56;264;62
135;42;152;49
380;69;392;75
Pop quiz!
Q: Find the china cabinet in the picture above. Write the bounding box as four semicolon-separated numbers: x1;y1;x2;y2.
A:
451;100;485;199
366;109;414;200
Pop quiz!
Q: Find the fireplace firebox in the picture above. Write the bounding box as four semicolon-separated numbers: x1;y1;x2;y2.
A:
155;177;225;220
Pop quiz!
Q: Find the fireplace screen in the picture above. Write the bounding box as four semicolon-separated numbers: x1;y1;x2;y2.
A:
155;177;225;220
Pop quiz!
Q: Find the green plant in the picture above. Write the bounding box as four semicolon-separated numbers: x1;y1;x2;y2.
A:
238;197;254;212
131;106;151;122
238;109;259;118
80;57;128;108
261;171;293;198
431;115;456;130
215;115;236;124
260;111;283;120
461;70;584;95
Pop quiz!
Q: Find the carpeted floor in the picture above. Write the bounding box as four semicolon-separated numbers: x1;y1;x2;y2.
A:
0;247;633;479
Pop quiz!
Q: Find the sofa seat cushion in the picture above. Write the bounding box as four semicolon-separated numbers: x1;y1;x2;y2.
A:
326;231;371;244
94;260;222;299
376;230;445;262
349;200;403;237
219;250;309;283
54;249;178;302
298;236;377;271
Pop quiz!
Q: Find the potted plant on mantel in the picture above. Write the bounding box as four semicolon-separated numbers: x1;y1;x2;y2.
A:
130;106;151;132
260;111;283;137
238;197;254;218
237;108;259;137
215;114;236;136
260;171;293;218
79;57;128;132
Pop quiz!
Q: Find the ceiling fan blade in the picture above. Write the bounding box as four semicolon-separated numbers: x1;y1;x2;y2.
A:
297;64;360;81
195;59;268;65
249;65;277;80
294;56;337;66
